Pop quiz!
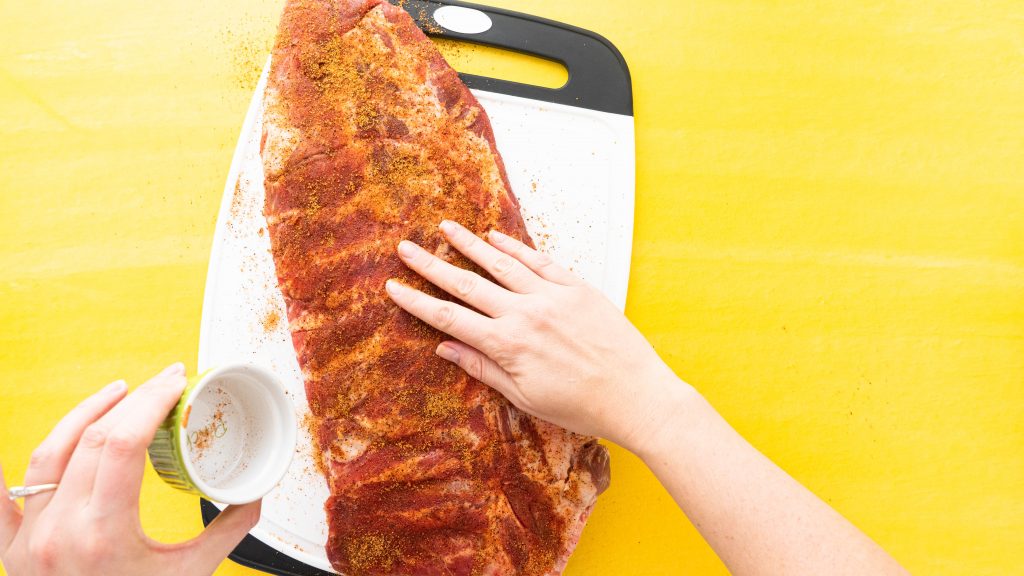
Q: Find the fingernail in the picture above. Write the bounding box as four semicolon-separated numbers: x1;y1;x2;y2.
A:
385;279;403;296
439;220;456;234
397;240;417;259
436;343;460;363
162;362;186;377
103;379;127;394
489;230;508;244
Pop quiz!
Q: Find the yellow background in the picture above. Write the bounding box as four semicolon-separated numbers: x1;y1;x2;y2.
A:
1;1;1021;574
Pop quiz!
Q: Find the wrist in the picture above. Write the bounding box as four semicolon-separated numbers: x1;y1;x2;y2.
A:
609;362;703;456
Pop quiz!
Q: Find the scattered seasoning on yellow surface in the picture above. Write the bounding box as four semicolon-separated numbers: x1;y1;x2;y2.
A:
223;27;273;91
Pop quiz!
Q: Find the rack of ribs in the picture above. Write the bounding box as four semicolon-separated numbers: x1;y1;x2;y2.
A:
262;1;610;573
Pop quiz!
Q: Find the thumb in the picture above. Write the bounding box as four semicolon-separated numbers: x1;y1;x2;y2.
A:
175;500;261;575
0;461;24;552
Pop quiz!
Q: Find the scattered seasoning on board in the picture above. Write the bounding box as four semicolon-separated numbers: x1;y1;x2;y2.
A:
418;8;444;35
262;308;282;332
230;178;246;221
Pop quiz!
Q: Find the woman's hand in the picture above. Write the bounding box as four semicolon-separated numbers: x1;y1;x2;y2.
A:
0;363;260;576
385;219;685;450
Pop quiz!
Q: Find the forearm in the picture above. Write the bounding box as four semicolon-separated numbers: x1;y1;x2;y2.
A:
384;220;905;573
629;374;906;576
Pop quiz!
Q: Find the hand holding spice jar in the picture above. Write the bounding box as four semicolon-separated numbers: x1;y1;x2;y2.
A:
0;363;262;576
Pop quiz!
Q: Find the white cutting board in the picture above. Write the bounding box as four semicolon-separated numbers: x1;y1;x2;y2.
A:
197;59;634;573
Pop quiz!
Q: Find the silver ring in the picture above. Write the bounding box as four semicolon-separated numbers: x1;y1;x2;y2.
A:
7;484;59;501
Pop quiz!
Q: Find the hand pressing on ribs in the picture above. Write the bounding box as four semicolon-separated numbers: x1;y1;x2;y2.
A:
384;219;682;453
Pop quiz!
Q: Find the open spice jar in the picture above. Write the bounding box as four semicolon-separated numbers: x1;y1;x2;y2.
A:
147;363;296;504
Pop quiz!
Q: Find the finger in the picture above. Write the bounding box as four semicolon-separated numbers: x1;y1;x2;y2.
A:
385;279;497;352
487;229;580;286
397;240;516;317
88;363;188;512
1;461;24;552
439;220;544;293
173;500;261;575
435;341;517;400
57;363;185;512
20;379;128;520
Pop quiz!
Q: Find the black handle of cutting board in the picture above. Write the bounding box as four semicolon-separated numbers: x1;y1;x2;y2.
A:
400;0;633;116
200;3;631;575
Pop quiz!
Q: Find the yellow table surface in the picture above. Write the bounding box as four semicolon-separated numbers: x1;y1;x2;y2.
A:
2;1;1021;574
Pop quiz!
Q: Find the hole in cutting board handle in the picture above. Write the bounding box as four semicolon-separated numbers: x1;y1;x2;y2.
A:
431;37;568;90
433;6;492;34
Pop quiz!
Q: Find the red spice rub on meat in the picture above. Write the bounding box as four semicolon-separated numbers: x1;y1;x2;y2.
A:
262;1;610;574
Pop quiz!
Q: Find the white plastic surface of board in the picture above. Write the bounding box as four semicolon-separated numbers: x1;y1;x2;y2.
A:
197;60;635;573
